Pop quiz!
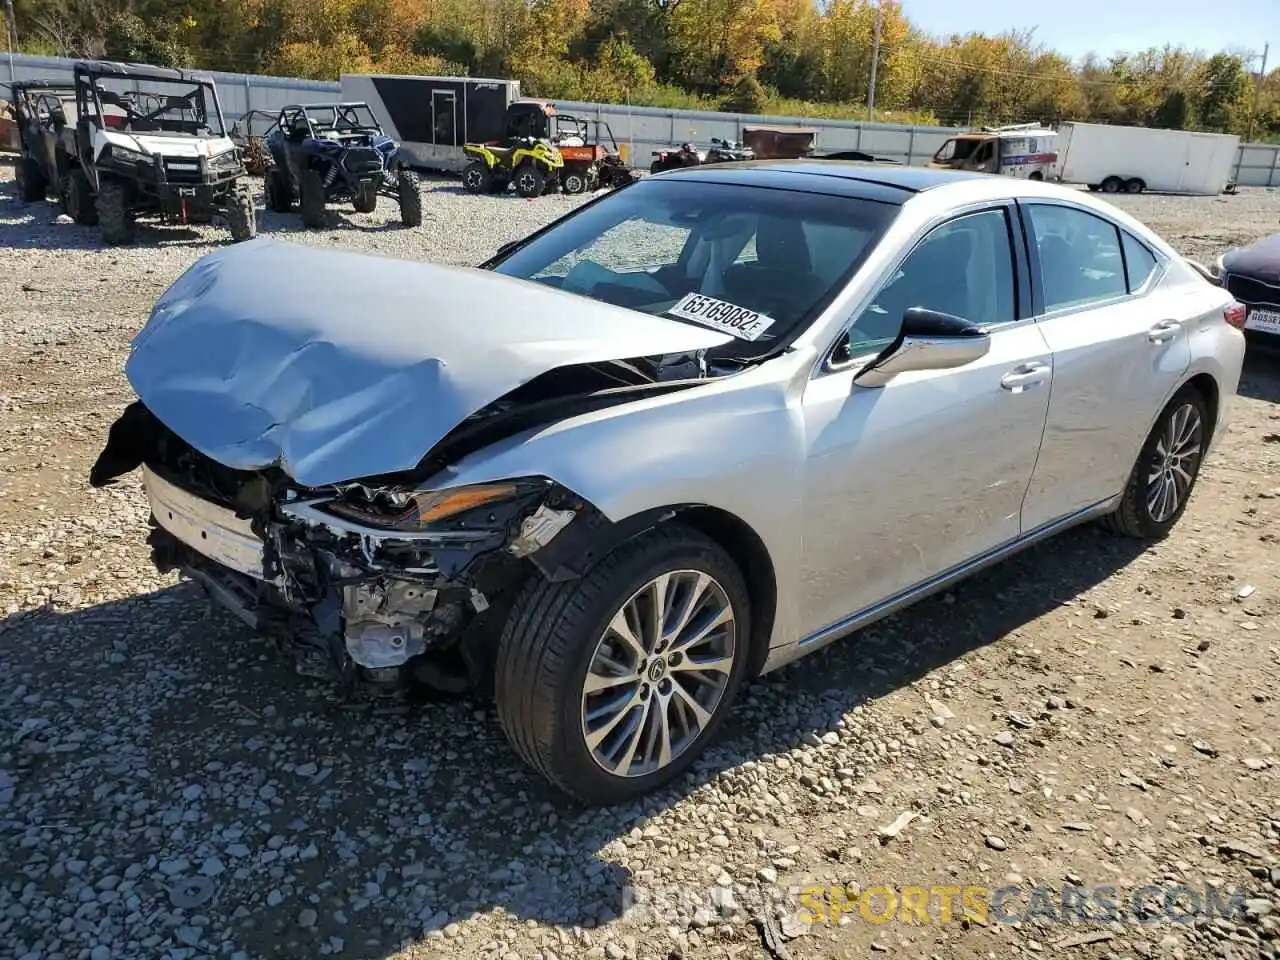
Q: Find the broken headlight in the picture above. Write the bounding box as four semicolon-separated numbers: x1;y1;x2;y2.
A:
319;481;529;532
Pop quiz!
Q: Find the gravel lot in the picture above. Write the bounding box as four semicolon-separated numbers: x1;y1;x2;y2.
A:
1;159;1278;960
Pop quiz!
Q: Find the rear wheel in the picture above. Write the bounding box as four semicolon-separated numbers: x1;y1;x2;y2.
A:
495;524;751;805
96;179;135;246
265;168;293;212
352;180;378;213
462;160;491;194
397;169;422;227
1101;176;1123;194
1100;385;1209;539
514;162;545;199
299;168;326;228
65;168;98;225
17;155;47;202
1125;178;1146;194
561;167;588;194
225;181;256;242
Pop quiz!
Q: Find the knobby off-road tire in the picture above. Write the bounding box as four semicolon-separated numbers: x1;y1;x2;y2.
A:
65;168;98;226
462;160;490;195
96;179;135;246
17;156;47;202
397;169;423;227
353;180;378;213
494;524;751;806
514;162;545;199
561;168;588;194
265;168;293;213
225;182;257;242
1100;384;1209;540
299;168;326;228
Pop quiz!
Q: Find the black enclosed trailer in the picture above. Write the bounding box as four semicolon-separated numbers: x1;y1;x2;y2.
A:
340;73;523;173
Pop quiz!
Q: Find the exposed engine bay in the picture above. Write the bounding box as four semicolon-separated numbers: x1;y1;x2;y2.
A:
89;348;733;699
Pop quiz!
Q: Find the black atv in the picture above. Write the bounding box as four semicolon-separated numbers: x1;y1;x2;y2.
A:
264;102;422;228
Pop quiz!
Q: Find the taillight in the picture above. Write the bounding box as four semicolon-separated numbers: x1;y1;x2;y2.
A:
1224;302;1247;330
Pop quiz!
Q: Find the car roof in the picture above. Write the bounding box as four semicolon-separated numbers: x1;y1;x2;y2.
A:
73;60;216;84
656;160;991;204
285;102;373;111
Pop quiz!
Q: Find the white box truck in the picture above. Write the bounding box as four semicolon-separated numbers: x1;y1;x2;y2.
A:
1051;121;1239;196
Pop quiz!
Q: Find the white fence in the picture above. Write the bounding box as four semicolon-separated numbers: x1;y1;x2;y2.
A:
5;52;1280;186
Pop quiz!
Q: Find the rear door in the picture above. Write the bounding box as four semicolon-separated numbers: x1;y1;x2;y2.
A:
1017;200;1190;531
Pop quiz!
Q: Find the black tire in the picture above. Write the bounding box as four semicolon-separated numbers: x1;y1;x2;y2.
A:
1100;384;1210;540
352;180;378;213
266;168;293;213
561;168;588;194
514;162;545;199
397;169;422;227
299;168;326;228
96;179;135;245
225;181;256;242
494;524;752;806
17;155;47;202
1125;178;1145;194
650;161;663;175
65;168;98;226
1101;176;1123;194
462;160;491;194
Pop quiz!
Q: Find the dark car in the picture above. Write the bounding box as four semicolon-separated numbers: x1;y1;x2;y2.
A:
1215;234;1280;349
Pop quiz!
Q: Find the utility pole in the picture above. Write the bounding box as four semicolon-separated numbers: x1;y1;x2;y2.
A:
867;0;882;122
1246;42;1269;144
4;0;16;82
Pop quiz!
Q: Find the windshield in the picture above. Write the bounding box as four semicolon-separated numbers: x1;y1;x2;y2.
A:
491;178;898;359
934;138;980;164
87;75;223;136
304;104;380;133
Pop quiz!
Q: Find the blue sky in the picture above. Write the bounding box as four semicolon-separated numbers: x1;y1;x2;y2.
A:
900;0;1277;64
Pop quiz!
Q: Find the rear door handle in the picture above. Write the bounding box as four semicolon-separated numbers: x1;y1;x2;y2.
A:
1000;362;1050;392
1148;319;1183;343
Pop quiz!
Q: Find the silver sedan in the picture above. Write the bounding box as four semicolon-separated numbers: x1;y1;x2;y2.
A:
91;161;1248;805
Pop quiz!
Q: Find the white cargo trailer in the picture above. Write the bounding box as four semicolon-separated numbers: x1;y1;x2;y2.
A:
1051;121;1239;196
340;73;523;172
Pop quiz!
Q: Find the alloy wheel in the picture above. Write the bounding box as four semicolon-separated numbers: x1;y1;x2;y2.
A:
1146;402;1203;523
580;570;737;779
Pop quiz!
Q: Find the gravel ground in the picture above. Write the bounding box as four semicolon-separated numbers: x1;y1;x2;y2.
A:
1;159;1279;960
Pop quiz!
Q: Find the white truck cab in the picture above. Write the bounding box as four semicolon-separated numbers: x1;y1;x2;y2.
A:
929;123;1058;180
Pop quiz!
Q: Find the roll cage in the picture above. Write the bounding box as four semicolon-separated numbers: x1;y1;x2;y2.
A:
72;60;227;138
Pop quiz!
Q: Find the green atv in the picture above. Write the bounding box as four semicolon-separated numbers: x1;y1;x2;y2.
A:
461;138;563;198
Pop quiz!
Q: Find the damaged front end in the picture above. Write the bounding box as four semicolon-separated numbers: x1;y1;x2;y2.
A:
91;402;595;698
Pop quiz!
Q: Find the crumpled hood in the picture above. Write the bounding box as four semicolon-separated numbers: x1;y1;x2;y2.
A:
1223;233;1280;283
126;238;731;487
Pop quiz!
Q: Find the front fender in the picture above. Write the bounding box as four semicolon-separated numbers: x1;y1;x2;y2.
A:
436;366;811;650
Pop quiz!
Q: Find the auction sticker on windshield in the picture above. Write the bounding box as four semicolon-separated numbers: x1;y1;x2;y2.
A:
665;293;776;341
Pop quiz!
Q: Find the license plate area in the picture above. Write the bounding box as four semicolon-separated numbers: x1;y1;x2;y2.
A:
1245;306;1280;335
143;466;267;579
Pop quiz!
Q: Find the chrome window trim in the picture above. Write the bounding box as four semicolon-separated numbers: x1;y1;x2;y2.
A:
817;200;1029;376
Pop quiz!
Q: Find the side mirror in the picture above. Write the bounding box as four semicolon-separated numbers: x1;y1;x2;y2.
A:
852;307;991;389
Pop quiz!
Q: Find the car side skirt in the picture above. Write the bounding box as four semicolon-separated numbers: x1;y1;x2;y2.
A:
761;495;1122;674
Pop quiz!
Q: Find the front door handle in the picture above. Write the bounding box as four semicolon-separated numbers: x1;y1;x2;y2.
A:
1148;319;1183;343
1000;362;1050;392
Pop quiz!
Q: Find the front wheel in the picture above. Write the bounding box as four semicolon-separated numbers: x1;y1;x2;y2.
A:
17;155;47;202
495;524;751;805
65;168;98;226
397;169;422;226
96;179;135;245
1100;385;1209;539
265;168;293;212
225;182;257;242
514;162;545;199
352;180;378;213
299;168;326;228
